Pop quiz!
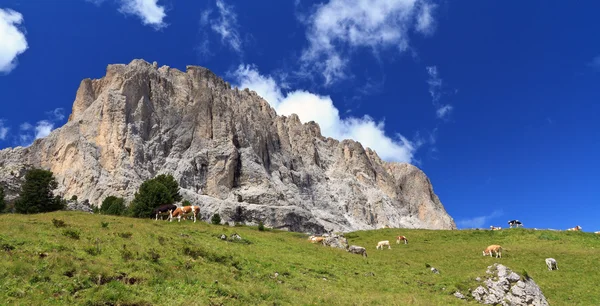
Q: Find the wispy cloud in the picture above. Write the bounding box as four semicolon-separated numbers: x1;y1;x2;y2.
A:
0;120;9;140
426;65;454;119
87;0;167;29
0;8;28;74
200;0;242;55
17;108;66;147
456;210;504;229
232;64;418;163
587;55;600;70
300;0;437;85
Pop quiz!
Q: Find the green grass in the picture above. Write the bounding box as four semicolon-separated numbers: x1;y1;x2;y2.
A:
1;212;599;305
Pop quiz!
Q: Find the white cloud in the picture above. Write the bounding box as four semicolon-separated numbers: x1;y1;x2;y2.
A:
0;120;9;140
436;104;453;119
426;65;453;119
301;0;436;85
0;8;28;74
456;210;503;229
19;122;32;131
17;111;62;146
201;0;242;54
233;64;416;163
118;0;167;29
34;120;54;139
47;108;65;121
415;2;436;35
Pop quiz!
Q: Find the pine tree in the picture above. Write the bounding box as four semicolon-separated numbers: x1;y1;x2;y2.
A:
129;180;173;218
14;169;64;214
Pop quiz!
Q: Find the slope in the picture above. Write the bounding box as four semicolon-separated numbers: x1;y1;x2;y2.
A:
1;212;598;305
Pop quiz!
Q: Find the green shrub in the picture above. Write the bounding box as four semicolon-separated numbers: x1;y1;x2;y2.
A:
258;221;265;231
117;232;133;239
120;245;134;261
100;196;126;216
100;222;109;228
84;246;101;256
52;218;67;228
63;229;80;240
146;249;160;263
211;213;222;225
70;195;78;201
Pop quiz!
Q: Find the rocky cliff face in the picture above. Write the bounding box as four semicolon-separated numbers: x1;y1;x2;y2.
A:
0;59;455;232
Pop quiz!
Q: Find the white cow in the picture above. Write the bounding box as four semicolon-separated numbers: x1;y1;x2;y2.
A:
376;240;391;250
545;258;558;271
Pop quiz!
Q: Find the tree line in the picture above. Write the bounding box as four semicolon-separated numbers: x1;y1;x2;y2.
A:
0;169;239;226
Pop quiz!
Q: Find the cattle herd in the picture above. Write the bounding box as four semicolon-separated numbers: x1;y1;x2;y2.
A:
149;205;594;271
306;219;595;272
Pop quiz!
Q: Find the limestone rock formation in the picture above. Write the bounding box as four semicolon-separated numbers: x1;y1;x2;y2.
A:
0;59;455;232
466;264;549;306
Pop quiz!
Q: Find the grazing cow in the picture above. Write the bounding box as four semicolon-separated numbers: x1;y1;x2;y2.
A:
490;226;502;231
508;220;523;228
396;236;408;244
171;206;200;223
151;204;177;221
348;245;368;257
482;245;503;258
545;258;558;271
595;231;600;235
567;225;582;231
376;240;391;250
310;236;325;244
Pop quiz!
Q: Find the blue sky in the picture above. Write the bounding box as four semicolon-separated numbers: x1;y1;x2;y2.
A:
1;0;598;231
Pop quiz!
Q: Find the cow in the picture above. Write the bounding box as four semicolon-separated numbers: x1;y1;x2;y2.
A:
310;236;325;244
396;236;408;244
545;258;558;271
508;220;523;228
595;231;600;235
376;240;391;250
151;204;177;221
348;245;368;257
490;226;502;231
482;245;503;258
567;225;582;231
171;205;200;223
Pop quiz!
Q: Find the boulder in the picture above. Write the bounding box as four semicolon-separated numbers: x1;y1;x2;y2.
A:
466;263;548;306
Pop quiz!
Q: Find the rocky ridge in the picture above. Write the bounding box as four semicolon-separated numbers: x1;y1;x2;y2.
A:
0;59;455;233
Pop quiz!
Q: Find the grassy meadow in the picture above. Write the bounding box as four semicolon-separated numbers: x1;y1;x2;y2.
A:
1;211;599;305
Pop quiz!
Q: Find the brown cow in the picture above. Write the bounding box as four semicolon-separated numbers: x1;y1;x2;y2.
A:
396;236;408;244
171;206;200;223
482;245;503;258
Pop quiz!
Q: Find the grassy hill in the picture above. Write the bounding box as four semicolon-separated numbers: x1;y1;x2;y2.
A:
1;212;599;305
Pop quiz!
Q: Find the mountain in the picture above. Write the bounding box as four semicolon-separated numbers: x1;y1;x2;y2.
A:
0;59;455;232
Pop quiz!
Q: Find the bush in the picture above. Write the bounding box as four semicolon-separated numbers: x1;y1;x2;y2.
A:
52;218;67;228
258;221;265;231
129;180;173;218
211;213;222;225
0;186;5;213
117;232;133;239
100;222;109;228
14;169;64;214
63;229;80;240
100;196;126;216
84;246;101;256
70;195;78;201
